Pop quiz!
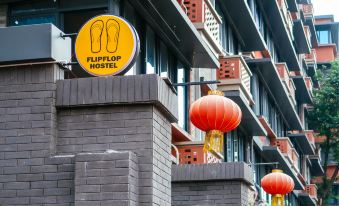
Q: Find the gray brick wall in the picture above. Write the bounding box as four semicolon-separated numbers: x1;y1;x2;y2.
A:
0;64;68;205
0;64;175;205
74;151;138;206
0;4;7;27
172;163;255;206
57;104;172;205
172;181;255;206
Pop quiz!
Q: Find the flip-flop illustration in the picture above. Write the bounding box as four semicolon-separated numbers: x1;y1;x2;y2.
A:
106;19;120;53
90;20;104;53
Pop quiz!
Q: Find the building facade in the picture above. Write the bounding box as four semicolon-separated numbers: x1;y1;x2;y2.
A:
0;0;333;205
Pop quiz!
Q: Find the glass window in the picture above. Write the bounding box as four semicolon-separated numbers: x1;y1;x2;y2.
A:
317;30;331;44
160;42;169;77
146;26;157;74
11;15;56;26
177;62;188;130
224;129;248;162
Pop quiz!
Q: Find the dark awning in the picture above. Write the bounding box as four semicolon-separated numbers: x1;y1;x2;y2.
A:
258;0;300;71
262;146;304;190
223;90;267;136
129;0;219;68
286;0;298;12
298;193;317;206
309;156;325;176
246;58;303;130
291;76;313;104
305;18;319;48
293;20;311;54
219;0;267;51
288;133;315;155
316;22;339;48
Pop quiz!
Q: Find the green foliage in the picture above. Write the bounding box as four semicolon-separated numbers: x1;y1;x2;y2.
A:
309;61;339;202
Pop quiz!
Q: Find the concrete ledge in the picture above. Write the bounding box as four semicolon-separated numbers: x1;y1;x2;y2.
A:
56;74;178;121
172;162;253;184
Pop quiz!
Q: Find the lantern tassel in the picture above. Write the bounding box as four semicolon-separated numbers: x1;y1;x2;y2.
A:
272;194;284;206
204;130;223;153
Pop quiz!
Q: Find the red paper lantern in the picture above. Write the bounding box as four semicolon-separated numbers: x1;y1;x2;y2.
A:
189;90;242;153
261;169;294;206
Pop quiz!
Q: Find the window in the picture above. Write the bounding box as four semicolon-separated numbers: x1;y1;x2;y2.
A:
224;129;249;162
177;62;189;130
215;2;239;54
159;42;169;77
146;26;157;74
317;30;331;44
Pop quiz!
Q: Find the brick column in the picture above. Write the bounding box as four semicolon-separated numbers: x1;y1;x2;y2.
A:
0;64;67;205
56;74;176;206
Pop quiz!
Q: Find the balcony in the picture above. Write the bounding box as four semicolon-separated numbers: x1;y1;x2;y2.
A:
305;49;317;65
246;58;303;130
129;0;219;68
173;141;223;164
315;44;337;63
302;4;314;18
309;148;324;176
291;148;300;174
181;0;223;55
262;142;304;189
217;56;267;136
277;0;294;40
218;56;253;105
288;130;315;155
258;116;278;143
288;79;297;105
299;184;318;206
305;184;318;201
305;77;313;95
259;0;300;71
304;26;312;46
293;19;311;54
290;72;313;104
218;0;266;51
273;138;294;164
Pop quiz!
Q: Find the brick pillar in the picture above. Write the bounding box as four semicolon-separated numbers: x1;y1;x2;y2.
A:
0;64;65;205
75;151;138;206
56;75;176;206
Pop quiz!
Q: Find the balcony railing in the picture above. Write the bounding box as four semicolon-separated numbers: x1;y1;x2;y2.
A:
305;77;313;95
304;26;311;46
315;44;337;63
273;137;294;164
218;56;253;105
174;141;222;164
288;79;297;106
291;148;300;173
302;4;314;18
179;0;223;55
275;63;296;105
305;130;315;147
305;49;317;65
277;0;294;40
305;184;318;201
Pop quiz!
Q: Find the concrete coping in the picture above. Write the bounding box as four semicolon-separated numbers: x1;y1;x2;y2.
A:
56;74;178;122
172;162;253;185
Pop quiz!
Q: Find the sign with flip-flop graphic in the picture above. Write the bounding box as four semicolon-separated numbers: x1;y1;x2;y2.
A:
75;15;139;76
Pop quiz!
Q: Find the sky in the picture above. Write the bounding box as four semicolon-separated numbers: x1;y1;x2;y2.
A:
313;0;339;21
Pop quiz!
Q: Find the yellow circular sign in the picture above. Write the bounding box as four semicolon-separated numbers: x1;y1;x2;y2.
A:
75;15;139;76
